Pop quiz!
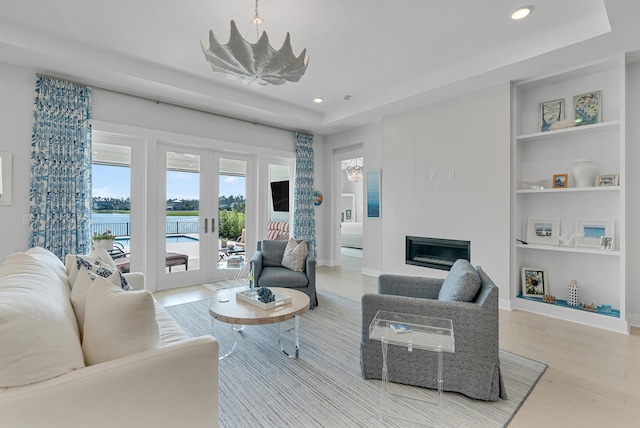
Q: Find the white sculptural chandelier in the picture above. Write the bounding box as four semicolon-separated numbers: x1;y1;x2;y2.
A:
201;0;309;86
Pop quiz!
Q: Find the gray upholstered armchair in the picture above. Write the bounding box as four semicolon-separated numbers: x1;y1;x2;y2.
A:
360;262;506;401
250;240;318;309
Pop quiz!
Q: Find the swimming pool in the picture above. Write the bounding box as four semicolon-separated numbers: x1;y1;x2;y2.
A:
115;235;199;246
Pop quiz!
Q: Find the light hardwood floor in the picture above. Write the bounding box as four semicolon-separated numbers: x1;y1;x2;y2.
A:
155;254;640;427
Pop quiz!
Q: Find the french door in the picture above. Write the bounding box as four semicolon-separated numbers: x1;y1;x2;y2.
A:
156;144;249;290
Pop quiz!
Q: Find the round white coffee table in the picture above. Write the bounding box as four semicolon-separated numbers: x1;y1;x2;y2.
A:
208;286;310;359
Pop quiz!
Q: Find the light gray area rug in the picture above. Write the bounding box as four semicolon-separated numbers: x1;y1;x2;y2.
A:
166;291;546;428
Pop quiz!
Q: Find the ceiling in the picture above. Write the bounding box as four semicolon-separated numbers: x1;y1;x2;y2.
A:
1;1;640;136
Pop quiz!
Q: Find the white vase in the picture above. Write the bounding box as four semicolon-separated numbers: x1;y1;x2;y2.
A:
94;239;114;251
571;154;598;187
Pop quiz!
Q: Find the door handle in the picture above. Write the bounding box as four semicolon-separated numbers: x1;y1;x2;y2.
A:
212;218;216;233
204;218;208;234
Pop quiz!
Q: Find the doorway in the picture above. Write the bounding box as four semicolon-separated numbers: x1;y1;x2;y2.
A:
335;150;364;266
157;144;250;290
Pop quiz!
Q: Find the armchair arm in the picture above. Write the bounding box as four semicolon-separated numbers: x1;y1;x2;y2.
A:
305;255;316;289
123;272;145;291
378;274;443;299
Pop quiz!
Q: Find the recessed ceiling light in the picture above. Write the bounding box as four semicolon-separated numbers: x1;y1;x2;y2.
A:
313;97;324;103
511;6;532;20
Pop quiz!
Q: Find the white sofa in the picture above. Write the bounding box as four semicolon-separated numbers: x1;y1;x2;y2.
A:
0;247;219;428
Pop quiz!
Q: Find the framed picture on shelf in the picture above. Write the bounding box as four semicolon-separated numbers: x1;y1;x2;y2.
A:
526;217;560;245
573;90;601;126
552;174;568;188
596;173;619;186
599;236;614;251
539;99;564;132
575;219;614;248
521;267;547;298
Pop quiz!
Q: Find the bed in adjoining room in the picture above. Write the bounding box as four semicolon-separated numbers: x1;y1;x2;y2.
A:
341;222;363;249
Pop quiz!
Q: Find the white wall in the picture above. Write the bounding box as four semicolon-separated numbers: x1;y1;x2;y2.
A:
380;84;512;298
0;63;328;265
625;61;640;322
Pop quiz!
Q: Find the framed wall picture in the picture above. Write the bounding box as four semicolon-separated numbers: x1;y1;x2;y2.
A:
521;267;547;298
599;236;614;251
345;209;352;221
552;174;568;188
0;152;12;206
595;173;619;186
575;219;614;248
540;99;564;132
526;217;560;245
573;90;601;126
366;169;381;218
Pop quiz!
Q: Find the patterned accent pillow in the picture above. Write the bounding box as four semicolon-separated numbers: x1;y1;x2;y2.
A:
281;238;308;272
75;256;132;291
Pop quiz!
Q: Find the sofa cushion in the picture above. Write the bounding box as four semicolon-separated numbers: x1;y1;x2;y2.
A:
438;259;481;302
0;252;85;387
82;276;160;366
258;266;309;288
281;238;308;272
261;240;287;267
25;246;70;288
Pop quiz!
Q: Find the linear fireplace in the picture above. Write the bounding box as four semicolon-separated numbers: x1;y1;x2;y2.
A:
405;236;470;271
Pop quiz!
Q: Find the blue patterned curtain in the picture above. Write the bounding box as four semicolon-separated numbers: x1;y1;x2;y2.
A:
30;76;92;260
293;132;316;258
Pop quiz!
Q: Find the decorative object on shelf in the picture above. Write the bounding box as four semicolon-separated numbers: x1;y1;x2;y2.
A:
521;178;549;189
558;231;583;247
313;190;323;206
573;90;601;126
526;217;560;245
581;302;598;312
570;154;598;187
542;294;557;304
549;119;576;130
595;173;619;186
567;280;580;307
345;158;363;182
574;219;614;248
201;0;309;86
552;174;568;188
599;236;614;251
540;98;564;132
521;267;547;298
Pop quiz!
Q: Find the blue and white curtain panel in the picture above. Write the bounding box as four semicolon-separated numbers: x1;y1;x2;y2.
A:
293;132;316;258
30;76;93;260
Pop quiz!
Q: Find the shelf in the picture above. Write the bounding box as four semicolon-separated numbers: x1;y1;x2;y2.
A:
516;186;619;194
516;243;620;256
516;120;620;142
517;294;620;318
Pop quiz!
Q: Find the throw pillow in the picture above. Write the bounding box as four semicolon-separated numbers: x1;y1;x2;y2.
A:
82;276;160;366
66;248;116;285
71;269;127;337
438;259;481;302
0;252;85;387
281;238;308;272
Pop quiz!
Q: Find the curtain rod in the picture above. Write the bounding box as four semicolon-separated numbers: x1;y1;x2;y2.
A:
35;73;311;135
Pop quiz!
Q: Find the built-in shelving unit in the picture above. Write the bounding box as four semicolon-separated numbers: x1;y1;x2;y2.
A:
510;56;628;333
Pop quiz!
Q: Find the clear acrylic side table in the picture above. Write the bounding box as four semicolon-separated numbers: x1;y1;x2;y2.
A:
368;310;455;427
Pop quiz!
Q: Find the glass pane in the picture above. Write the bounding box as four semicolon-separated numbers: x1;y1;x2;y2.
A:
166;151;200;272
218;158;246;261
91;143;131;262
